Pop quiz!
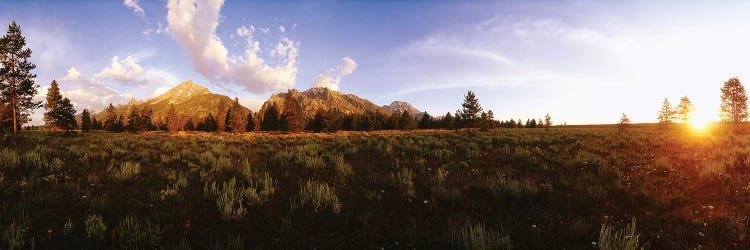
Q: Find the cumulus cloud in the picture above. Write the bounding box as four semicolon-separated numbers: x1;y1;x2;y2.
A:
94;55;178;87
123;0;145;17
278;25;286;33
35;70;133;113
166;0;299;93
312;57;358;91
63;67;81;81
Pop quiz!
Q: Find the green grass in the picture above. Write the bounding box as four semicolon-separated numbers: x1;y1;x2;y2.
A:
1;126;750;248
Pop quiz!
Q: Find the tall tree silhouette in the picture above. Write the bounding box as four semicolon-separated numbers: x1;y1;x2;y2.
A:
166;104;179;134
226;97;247;133
282;91;305;132
459;91;483;128
216;101;228;133
676;96;695;124
80;109;92;132
720;77;749;123
103;103;118;131
43;80;62;129
657;98;676;124
261;104;281;131
618;113;630;133
0;21;41;135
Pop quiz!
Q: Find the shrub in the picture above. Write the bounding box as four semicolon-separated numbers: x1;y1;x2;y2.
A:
329;153;353;178
391;168;416;199
112;161;141;180
3;221;26;250
245;172;275;205
293;180;341;214
598;217;648;250
0;148;19;169
451;223;511;250
63;219;74;236
116;214;163;249
85;214;107;240
216;177;247;220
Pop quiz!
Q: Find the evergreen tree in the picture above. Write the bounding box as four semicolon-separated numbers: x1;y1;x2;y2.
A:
166;104;179;134
111;114;125;132
720;77;749;123
126;105;142;133
103;103;118;131
459;90;483;128
184;118;195;131
282;91;305;132
261;104;281;131
0;21;41;135
216;101;228;133
657;98;676;124
441;112;454;130
398;110;416;130
544;113;552;130
419;112;433;129
43;80;62;129
676;96;695;124
246;111;255;132
140;107;153;131
56;97;77;131
81;109;92;132
226;97;247;133
202;113;218;132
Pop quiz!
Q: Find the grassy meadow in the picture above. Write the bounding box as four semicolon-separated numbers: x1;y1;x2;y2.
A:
0;125;749;249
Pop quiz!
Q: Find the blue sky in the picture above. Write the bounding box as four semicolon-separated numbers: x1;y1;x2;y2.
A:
2;0;750;125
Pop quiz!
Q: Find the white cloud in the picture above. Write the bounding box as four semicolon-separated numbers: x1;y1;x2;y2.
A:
151;86;171;97
278;25;286;33
63;67;81;81
94;55;178;87
123;0;145;17
166;0;299;93
312;57;358;91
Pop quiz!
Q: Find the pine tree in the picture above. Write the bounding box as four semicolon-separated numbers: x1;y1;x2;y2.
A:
216;101;228;133
246;111;255;132
676;96;695;124
720;77;749;123
282;91;305;132
141;107;153;131
227;97;247;133
166;104;179;134
460;90;483;128
104;103;118;131
657;98;676;124
0;21;41;135
544;114;552;130
184;118;195;131
81;109;92;132
441;112;454;130
126;105;142;133
55;97;76;131
261;104;281;131
418;112;433;129
43;80;63;129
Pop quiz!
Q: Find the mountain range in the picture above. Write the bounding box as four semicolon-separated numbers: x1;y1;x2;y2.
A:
94;81;423;123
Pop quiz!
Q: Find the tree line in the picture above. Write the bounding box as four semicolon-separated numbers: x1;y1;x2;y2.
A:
652;77;749;126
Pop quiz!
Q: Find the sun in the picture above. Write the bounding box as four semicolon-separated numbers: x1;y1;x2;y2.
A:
688;117;711;131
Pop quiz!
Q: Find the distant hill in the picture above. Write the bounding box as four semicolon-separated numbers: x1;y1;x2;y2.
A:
93;80;248;123
259;87;389;119
382;101;423;118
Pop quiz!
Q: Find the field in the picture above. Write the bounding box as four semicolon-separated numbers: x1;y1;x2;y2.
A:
1;126;749;249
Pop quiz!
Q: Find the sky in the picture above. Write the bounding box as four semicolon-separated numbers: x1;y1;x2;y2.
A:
2;0;750;125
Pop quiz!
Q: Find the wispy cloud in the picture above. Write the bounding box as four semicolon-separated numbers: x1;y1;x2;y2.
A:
123;0;145;17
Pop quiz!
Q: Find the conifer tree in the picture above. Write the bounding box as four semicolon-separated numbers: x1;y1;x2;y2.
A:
676;96;695;124
441;112;454;130
419;112;433;129
226;97;247;133
43;80;63;129
657;98;676;124
104;103;118;131
140;107;153;131
282;91;305;132
216;101;228;133
81;109;92;132
0;21;41;135
184;118;194;131
544;113;552;130
126;105;142;133
56;97;77;131
618;113;630;133
246;111;255;132
459;90;483;128
261;104;281;131
720;77;749;123
166;104;179;134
